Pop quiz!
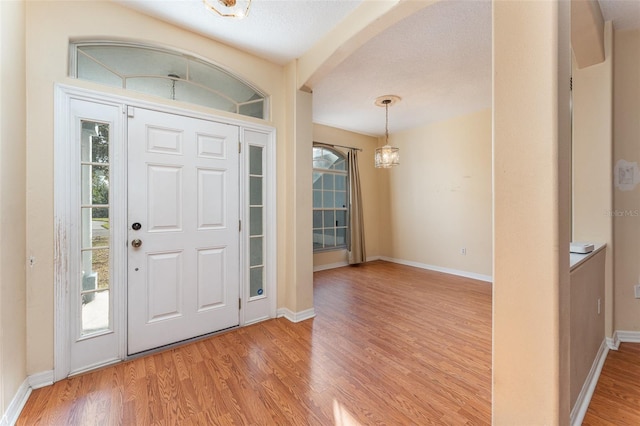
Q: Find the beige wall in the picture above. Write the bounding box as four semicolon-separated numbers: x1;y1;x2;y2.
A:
613;28;640;332
493;0;572;423
0;0;28;416
312;124;381;269
379;109;492;278
572;21;614;337
24;0;290;374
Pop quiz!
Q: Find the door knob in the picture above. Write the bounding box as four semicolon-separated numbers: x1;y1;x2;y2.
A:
131;239;142;248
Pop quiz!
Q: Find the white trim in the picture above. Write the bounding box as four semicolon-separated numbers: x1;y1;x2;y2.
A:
27;370;54;390
570;339;609;426
312;256;382;272
606;331;621;350
313;261;348;272
0;379;30;426
277;308;316;323
379;256;493;283
615;330;640;343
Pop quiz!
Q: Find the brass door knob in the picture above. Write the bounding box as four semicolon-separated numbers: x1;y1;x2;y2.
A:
131;239;142;248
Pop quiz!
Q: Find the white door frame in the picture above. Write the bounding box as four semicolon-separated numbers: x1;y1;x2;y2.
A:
54;84;277;381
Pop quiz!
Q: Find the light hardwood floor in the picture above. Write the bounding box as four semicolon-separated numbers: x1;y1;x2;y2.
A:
18;260;640;424
18;260;492;425
583;342;640;425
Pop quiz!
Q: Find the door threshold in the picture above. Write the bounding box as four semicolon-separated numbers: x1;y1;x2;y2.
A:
125;324;240;361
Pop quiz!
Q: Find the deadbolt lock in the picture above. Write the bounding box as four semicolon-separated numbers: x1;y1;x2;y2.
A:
132;222;142;230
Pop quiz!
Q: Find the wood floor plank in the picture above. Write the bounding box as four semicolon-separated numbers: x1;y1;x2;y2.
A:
583;342;640;425
19;260;495;425
18;260;639;424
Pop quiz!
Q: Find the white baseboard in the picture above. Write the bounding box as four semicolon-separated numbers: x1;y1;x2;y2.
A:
615;330;640;343
28;370;54;390
277;307;315;323
0;378;31;426
313;256;382;272
570;339;609;426
379;256;493;283
606;332;621;350
313;261;348;272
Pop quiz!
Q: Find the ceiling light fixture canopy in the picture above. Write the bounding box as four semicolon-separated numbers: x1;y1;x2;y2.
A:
374;95;401;168
203;0;251;18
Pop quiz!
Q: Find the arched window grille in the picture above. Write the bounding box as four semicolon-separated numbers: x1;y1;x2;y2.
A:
70;42;268;120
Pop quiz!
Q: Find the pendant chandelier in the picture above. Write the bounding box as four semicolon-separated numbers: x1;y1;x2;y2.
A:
374;95;401;168
203;0;252;18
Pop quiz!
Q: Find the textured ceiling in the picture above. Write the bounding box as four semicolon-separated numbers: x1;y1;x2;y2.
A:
115;0;363;65
599;0;640;30
312;0;492;136
115;0;640;136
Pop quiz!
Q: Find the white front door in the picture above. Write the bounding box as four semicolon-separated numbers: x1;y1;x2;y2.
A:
127;107;240;355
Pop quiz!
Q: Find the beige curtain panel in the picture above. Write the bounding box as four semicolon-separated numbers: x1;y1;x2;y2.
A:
348;150;366;264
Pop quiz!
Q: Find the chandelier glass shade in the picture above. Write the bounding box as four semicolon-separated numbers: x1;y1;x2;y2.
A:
203;0;252;18
374;95;401;168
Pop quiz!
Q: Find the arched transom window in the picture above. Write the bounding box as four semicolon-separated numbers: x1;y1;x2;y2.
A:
70;42;268;120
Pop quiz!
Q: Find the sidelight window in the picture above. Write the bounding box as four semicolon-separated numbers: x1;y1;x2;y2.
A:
80;121;112;336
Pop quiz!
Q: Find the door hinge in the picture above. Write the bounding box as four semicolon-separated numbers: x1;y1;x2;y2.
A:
239;142;242;154
127;106;135;117
239;220;242;232
239;298;242;309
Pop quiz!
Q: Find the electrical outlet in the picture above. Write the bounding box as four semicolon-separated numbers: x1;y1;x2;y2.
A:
635;284;640;299
460;248;466;255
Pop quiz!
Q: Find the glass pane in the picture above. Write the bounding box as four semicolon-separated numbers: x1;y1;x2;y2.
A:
81;164;109;205
81;122;110;163
322;191;334;208
313;210;322;229
336;210;347;227
250;176;262;206
334;159;346;171
313;190;322;208
312;172;322;189
323;210;335;228
249;146;263;175
188;58;258;104
78;45;188;79
336;228;347;246
335;191;346;209
250;267;264;297
82;249;110;290
313;148;340;170
313;229;324;250
250;207;262;236
322;174;334;190
250;237;263;267
82;208;110;249
173;80;236;112
335;175;346;191
82;289;110;336
324;229;335;247
77;52;123;88
239;101;264;119
75;44;267;120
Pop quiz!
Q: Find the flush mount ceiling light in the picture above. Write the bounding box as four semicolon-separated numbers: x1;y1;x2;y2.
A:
374;95;401;168
203;0;251;18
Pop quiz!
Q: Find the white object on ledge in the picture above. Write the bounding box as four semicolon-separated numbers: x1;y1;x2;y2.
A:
570;242;595;254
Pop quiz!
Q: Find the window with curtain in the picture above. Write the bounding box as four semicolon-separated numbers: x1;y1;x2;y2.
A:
313;146;349;252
